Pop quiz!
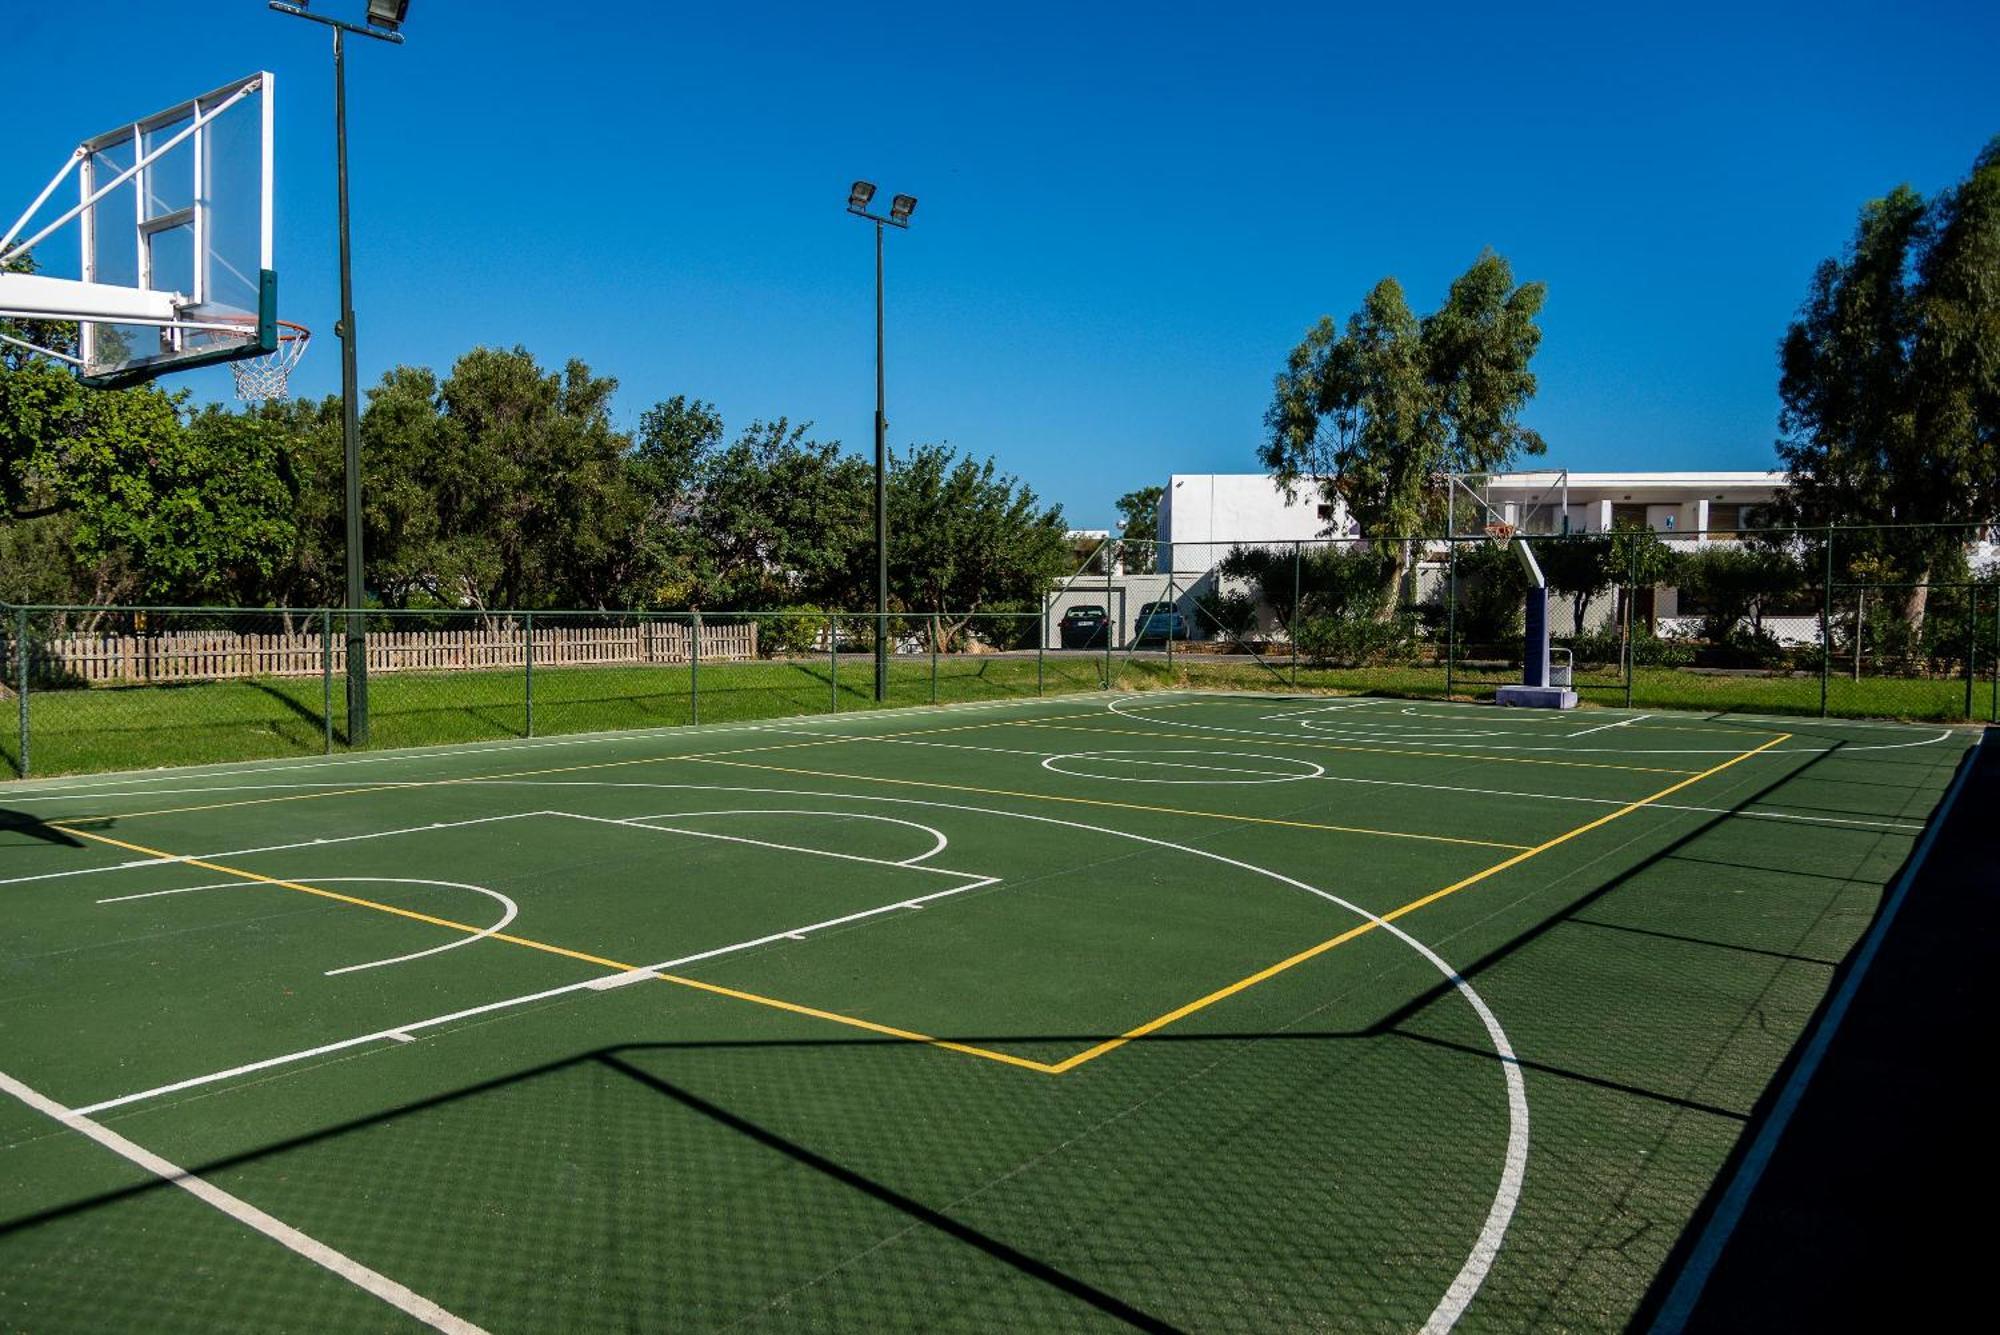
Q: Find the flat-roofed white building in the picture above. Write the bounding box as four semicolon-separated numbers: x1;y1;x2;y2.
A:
1474;470;1790;540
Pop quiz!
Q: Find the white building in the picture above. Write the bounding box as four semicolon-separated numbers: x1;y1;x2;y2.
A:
1472;470;1790;540
1156;469;1792;555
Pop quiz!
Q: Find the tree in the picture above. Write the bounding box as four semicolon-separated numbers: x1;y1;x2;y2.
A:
0;355;294;606
1674;544;1804;644
1776;138;2000;639
1263;251;1546;604
1533;533;1616;636
1115;485;1164;573
889;444;1070;644
348;348;641;611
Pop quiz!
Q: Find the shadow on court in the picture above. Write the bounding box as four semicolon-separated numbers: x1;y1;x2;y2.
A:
0;730;1972;1329
0;809;88;849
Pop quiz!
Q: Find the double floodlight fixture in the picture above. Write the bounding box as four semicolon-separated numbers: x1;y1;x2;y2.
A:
270;0;410;42
847;180;917;229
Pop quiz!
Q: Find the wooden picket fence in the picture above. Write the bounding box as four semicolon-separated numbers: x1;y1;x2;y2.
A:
32;620;757;686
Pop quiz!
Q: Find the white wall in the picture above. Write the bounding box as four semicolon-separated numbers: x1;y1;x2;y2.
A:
1159;474;1340;577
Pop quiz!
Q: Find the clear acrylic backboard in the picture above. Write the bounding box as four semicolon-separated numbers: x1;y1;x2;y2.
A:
0;73;276;388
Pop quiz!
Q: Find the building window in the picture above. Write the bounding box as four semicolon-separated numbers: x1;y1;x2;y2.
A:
1315;503;1336;521
1611;503;1648;529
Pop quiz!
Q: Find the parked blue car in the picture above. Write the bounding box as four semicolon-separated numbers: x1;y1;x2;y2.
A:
1133;600;1189;645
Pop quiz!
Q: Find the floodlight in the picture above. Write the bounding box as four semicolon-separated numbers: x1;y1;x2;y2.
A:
848;181;877;211
366;0;410;30
889;194;917;224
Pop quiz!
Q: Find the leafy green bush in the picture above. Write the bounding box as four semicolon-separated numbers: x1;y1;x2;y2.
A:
1564;626;1697;668
1294;612;1420;666
1193;587;1259;640
757;606;826;658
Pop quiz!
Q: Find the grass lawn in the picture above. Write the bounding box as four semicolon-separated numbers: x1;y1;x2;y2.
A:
4;648;1989;779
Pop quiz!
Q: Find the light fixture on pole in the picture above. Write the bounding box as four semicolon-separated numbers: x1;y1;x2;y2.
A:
269;0;410;746
846;180;918;703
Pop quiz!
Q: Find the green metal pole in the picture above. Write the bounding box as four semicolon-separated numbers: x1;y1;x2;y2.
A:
1990;581;1998;724
1623;541;1635;710
524;611;535;738
930;614;939;705
1103;539;1114;691
1444;539;1456;699
1037;597;1046;697
829;615;839;713
690;611;701;726
321;608;333;754
1820;526;1833;719
1165;577;1176;675
1291;542;1302;688
15;606;27;779
1965;584;1977;722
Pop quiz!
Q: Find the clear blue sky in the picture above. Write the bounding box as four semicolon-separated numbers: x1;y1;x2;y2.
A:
7;1;1997;528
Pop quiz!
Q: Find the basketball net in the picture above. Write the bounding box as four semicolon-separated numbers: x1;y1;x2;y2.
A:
232;321;311;401
1483;520;1518;548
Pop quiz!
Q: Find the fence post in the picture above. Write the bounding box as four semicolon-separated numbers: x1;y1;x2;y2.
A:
1819;526;1833;719
1037;597;1046;698
524;612;536;738
1966;584;1978;722
14;606;27;779
1444;540;1456;699
1991;581;1998;724
1623;540;1635;710
829;615;839;713
930;614;939;705
1853;585;1864;681
690;611;701;726
1291;542;1302;688
1103;539;1114;691
321;608;334;754
1165;577;1176;675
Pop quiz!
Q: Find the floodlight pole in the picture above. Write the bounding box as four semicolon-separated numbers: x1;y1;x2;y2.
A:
271;3;405;745
874;217;888;702
848;190;914;702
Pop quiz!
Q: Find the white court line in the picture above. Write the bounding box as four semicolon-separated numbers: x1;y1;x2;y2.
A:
0;1068;485;1334
0;810;547;890
96;877;522;977
1107;693;1964;756
64;770;1523;1332
555;812;979;878
74;870;1003;1117
1648;731;1985;1332
1568;714;1649;738
587;806;952;866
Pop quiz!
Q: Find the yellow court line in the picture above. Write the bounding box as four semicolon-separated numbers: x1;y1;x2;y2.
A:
1007;720;1705;776
45;822;1062;1076
1043;731;1795;1072
681;757;1533;851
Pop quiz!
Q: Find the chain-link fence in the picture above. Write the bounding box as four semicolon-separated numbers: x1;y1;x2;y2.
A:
0;604;1087;778
4;522;1995;778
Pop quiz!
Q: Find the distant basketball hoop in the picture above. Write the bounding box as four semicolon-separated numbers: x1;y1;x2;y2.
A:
231;321;311;401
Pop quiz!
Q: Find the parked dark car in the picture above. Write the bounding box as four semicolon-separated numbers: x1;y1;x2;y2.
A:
1133;600;1189;645
1058;604;1110;648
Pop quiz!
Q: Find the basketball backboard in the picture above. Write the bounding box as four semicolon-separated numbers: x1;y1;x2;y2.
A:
0;73;276;388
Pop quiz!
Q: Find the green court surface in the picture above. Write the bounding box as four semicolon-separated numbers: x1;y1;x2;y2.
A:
0;692;1978;1331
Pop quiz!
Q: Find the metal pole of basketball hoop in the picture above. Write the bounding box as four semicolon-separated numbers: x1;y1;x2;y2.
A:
270;2;410;746
846;183;917;702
